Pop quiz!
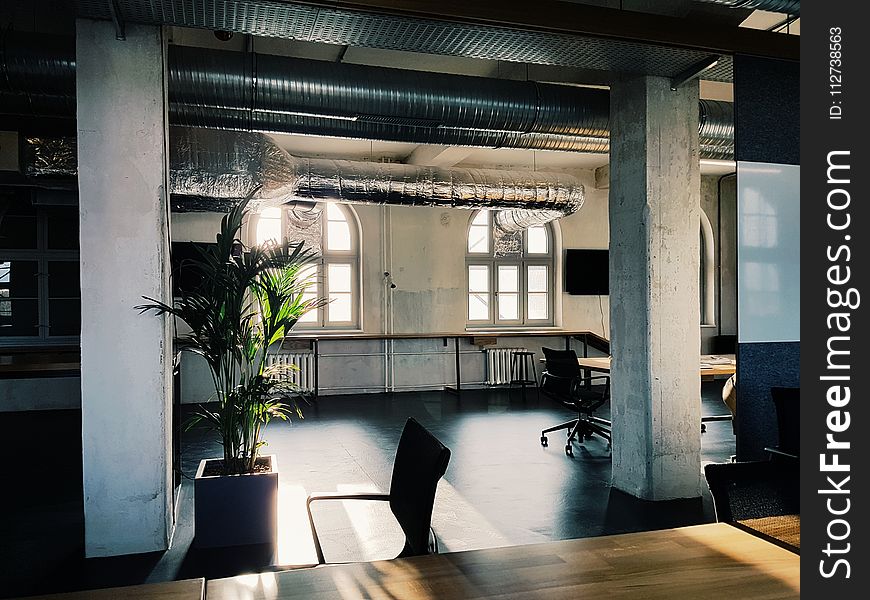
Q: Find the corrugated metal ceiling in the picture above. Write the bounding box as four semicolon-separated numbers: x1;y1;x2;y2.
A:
75;0;734;81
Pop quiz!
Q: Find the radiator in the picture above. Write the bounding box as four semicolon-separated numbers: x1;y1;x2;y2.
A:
266;352;315;393
485;347;527;385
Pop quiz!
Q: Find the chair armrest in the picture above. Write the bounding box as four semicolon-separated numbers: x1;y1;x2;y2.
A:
765;447;799;461
306;492;391;564
307;492;391;504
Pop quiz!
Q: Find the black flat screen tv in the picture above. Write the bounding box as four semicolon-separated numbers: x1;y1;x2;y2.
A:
565;249;609;295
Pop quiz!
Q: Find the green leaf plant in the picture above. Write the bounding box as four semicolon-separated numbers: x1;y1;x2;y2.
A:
136;194;326;475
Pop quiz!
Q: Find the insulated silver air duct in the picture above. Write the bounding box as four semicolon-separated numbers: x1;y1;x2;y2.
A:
168;128;584;230
693;0;799;14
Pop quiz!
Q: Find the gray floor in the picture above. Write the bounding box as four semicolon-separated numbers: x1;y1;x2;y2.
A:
0;383;734;597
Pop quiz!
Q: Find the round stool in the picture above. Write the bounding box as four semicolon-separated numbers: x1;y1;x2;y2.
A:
509;350;539;401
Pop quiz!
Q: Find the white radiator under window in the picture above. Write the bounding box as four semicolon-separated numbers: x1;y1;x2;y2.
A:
485;347;527;385
266;352;315;393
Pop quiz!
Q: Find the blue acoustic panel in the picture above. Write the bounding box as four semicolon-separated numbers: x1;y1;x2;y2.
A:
736;341;800;461
734;55;799;165
737;161;800;343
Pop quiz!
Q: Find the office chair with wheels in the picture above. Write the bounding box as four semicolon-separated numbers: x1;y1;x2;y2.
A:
306;417;451;564
539;347;611;456
704;460;800;522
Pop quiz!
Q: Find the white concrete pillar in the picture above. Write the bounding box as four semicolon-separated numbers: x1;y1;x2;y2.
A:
608;76;701;500
77;19;174;557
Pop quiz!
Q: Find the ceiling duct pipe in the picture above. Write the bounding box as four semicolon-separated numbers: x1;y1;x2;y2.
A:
1;33;732;159
692;0;799;14
169;128;583;229
168;45;610;138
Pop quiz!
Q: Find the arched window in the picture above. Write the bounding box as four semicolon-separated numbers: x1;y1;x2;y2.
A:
466;210;555;326
700;210;715;326
255;201;360;329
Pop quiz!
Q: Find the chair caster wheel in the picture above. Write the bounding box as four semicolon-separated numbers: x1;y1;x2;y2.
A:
540;436;548;447
701;424;707;433
565;444;573;456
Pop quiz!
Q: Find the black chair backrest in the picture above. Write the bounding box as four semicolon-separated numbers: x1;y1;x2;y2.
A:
389;417;451;557
704;461;799;522
771;387;800;457
541;347;582;378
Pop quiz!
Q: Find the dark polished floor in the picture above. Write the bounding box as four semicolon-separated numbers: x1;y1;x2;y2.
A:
0;383;734;598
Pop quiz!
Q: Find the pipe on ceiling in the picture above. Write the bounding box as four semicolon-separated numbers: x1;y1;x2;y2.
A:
169;128;584;229
1;33;734;159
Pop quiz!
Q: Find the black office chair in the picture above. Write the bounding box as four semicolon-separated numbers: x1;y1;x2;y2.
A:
306;417;451;564
539;347;611;456
704;460;800;522
768;387;800;461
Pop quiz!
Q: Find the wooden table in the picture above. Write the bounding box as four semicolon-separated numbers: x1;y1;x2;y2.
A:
575;354;736;378
13;578;205;600
736;515;801;553
570;355;736;430
207;523;799;599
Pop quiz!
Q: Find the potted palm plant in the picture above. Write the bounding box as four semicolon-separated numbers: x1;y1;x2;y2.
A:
138;195;323;548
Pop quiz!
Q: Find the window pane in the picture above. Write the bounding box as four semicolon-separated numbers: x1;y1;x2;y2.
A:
528;293;548;320
0;299;39;336
497;265;518;293
299;264;318;291
527;265;548;293
527;226;548;254
256;214;282;246
48;299;80;336
468;265;489;293
327;263;352;293
328;292;352;322
48;261;80;297
327;221;352;251
497;293;519;320
326;202;344;222
493;228;522;257
471;211;488;226
298;292;319;323
1;260;39;298
467;225;488;253
46;205;79;250
0;216;37;250
468;293;489;320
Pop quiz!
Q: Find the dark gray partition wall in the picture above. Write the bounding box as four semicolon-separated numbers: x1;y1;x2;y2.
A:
733;55;800;461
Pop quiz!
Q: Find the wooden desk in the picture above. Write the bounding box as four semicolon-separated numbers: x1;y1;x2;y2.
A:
207;523;799;600
575;355;736;378
736;515;801;553
13;578;205;600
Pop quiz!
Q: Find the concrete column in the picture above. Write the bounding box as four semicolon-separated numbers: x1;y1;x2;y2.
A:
77;20;174;557
608;76;701;500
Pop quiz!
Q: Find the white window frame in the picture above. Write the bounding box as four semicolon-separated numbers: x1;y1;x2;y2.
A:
465;210;555;328
253;202;361;330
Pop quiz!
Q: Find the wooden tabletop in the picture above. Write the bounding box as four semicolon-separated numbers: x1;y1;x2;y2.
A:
572;354;736;377
207;523;799;600
13;578;205;600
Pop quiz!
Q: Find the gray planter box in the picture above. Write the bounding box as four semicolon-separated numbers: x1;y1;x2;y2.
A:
193;454;278;548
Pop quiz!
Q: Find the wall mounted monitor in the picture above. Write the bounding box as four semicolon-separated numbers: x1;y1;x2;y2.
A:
565;249;609;295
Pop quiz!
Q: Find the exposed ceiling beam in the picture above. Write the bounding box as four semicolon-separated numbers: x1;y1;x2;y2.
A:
405;145;474;167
